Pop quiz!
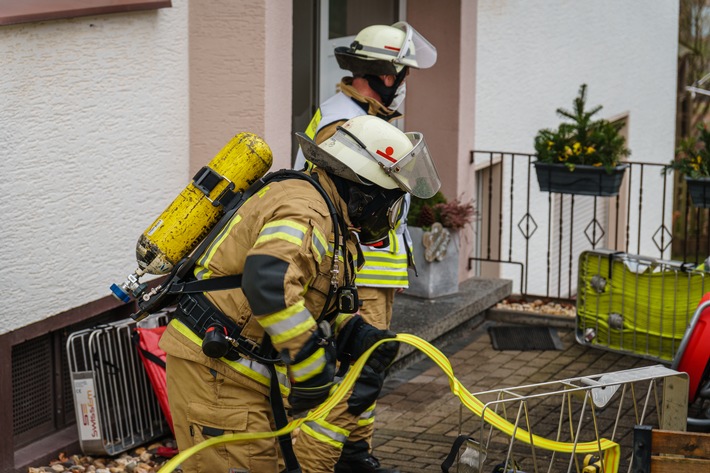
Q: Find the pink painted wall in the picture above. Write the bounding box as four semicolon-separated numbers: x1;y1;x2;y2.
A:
407;0;478;281
188;0;292;175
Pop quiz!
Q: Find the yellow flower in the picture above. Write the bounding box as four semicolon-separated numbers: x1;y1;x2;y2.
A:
586;146;595;154
558;154;569;162
593;162;603;167
573;142;581;154
564;145;572;156
547;140;554;149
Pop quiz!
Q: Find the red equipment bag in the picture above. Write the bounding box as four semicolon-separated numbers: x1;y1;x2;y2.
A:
673;292;710;402
133;326;174;433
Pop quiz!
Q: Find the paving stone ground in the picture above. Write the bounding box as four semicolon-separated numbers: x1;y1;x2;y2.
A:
370;322;664;473
32;317;699;473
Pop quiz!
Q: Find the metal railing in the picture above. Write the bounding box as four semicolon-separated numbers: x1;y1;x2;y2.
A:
469;151;710;299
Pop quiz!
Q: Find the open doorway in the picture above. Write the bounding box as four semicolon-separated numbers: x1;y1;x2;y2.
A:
291;0;403;164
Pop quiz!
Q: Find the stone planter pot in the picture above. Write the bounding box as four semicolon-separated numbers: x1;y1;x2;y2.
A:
405;224;459;299
534;162;628;197
685;176;710;208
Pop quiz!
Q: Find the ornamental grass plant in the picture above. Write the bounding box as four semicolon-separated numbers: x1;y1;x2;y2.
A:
665;123;710;179
534;84;630;173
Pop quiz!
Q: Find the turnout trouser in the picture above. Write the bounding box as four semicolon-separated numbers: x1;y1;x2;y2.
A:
336;286;396;457
166;355;283;473
166;354;362;473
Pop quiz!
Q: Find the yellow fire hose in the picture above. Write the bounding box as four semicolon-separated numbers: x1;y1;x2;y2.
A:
158;334;620;473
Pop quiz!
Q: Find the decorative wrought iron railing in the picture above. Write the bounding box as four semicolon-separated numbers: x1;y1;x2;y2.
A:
469;151;710;299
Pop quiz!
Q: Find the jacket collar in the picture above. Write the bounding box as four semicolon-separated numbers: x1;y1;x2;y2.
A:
338;77;403;121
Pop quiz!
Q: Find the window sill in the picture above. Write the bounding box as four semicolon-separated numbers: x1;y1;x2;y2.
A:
0;0;171;26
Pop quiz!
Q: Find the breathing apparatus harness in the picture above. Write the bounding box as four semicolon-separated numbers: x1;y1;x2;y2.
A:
131;169;358;473
132;169;358;359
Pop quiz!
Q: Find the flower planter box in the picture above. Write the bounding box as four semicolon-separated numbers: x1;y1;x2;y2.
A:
685;176;710;209
534;162;629;197
405;226;459;299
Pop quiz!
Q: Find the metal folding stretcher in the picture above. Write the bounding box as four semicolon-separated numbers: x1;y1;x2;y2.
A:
66;312;171;455
577;249;710;429
576;249;709;363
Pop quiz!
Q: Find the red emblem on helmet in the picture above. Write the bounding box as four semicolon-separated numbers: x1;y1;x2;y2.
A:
376;146;397;163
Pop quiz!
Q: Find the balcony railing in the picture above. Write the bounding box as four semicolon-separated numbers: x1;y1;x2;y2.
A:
469;151;710;299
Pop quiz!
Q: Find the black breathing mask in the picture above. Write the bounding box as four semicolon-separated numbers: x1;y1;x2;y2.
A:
347;184;405;246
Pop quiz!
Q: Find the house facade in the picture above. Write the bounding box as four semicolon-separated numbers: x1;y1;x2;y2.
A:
0;0;678;470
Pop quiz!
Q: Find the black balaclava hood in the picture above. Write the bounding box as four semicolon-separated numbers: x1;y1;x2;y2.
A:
363;66;408;108
331;174;404;246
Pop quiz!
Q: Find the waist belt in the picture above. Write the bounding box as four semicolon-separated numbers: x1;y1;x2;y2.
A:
175;292;301;472
174;292;266;363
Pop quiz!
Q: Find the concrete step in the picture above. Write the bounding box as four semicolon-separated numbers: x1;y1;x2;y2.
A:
389;277;512;372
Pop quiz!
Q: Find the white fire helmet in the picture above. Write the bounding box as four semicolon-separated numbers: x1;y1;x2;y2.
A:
335;21;437;76
295;115;441;199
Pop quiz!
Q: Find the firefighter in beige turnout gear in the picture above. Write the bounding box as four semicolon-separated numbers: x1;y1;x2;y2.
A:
161;115;441;472
294;22;437;473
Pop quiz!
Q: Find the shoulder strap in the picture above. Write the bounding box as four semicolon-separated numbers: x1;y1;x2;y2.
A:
168;274;243;294
135;170;344;317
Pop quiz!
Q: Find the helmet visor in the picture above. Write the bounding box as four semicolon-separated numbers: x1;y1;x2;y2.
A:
392;22;437;69
384;133;441;198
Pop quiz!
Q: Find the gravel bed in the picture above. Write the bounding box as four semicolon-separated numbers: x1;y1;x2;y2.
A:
27;438;179;473
494;298;576;318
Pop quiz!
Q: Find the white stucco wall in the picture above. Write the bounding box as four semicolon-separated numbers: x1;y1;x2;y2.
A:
472;0;679;294
0;5;189;333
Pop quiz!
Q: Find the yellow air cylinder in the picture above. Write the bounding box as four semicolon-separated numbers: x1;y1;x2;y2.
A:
111;132;272;303
138;132;272;274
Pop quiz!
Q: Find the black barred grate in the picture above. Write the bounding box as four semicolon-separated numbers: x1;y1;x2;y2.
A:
10;310;134;452
12;334;54;438
60;330;76;425
488;325;564;351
